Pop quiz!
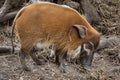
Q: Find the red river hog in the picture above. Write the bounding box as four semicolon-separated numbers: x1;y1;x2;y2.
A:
12;2;100;72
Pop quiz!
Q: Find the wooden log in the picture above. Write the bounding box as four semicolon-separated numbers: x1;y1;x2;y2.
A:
0;46;20;55
0;46;11;53
96;36;120;51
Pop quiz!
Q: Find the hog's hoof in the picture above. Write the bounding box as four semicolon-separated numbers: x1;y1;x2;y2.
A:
59;64;68;73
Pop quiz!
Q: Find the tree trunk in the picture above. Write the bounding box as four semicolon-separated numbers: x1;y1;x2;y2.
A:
0;0;26;22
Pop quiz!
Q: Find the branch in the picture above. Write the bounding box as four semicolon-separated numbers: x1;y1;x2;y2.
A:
0;10;18;22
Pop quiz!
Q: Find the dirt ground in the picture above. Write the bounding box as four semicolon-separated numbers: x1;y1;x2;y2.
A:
0;0;120;80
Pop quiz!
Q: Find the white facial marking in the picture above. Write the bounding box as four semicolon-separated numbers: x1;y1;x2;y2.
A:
67;46;81;59
83;44;90;55
73;46;82;58
83;42;94;55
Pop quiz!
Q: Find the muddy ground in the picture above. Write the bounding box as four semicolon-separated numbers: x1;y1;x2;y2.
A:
0;0;120;80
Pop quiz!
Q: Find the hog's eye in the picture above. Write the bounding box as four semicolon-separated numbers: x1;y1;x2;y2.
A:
84;42;94;50
85;44;91;49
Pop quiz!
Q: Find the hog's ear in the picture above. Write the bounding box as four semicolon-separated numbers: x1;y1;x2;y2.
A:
73;25;87;38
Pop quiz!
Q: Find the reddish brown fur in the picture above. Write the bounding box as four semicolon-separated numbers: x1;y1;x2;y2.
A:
14;2;100;55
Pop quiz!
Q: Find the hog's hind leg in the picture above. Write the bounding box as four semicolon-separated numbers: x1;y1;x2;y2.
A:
19;49;30;71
